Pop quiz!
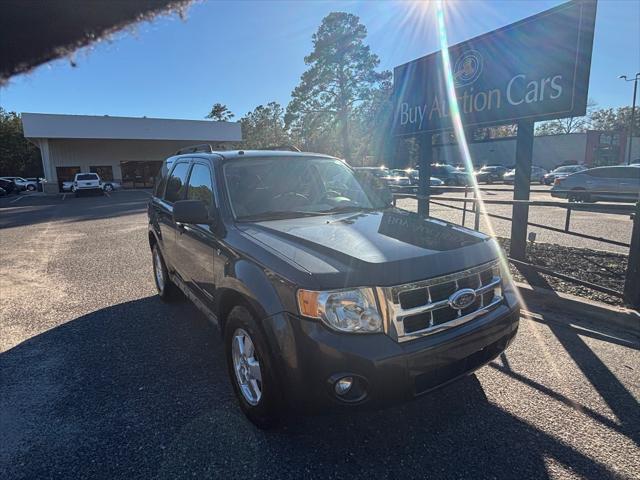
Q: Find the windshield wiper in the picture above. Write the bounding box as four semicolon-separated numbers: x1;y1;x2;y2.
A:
320;205;381;214
236;210;322;221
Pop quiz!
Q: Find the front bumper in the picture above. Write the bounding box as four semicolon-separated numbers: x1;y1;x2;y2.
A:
263;303;519;412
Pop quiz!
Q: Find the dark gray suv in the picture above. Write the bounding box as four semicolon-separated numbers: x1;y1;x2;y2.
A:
148;146;520;428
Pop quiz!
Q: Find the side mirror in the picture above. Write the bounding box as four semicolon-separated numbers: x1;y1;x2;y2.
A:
173;200;212;224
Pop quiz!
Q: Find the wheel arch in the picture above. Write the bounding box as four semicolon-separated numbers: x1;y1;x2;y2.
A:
214;261;290;336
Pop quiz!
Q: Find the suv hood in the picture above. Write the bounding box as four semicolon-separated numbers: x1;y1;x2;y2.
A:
238;209;499;288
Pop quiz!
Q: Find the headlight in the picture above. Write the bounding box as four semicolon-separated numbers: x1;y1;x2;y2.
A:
297;287;383;333
498;260;520;308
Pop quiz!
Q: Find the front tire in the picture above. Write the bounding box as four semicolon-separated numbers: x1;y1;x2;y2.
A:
104;184;114;192
27;184;36;191
225;306;281;429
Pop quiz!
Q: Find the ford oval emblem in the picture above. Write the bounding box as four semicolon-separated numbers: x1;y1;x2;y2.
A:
448;288;477;310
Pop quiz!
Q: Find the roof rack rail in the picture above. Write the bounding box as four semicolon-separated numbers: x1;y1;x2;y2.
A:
175;144;214;155
261;145;301;152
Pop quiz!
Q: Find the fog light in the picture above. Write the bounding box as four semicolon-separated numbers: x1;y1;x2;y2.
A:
334;376;354;396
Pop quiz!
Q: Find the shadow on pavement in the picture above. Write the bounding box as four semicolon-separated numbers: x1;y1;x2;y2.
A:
0;191;149;230
0;297;622;479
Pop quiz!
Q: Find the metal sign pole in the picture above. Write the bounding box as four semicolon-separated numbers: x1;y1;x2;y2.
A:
623;201;640;308
510;120;535;260
418;133;432;217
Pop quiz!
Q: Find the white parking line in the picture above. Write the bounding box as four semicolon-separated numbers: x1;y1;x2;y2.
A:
104;192;111;198
62;194;67;201
9;195;25;204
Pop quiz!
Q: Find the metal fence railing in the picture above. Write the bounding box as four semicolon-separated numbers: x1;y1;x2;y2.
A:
392;185;640;309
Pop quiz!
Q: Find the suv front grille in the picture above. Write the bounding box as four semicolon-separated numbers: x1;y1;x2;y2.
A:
377;261;502;342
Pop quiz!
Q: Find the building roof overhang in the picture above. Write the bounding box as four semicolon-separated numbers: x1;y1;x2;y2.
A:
22;113;242;142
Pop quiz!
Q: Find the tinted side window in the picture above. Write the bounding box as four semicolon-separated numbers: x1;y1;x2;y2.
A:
588;168;616;178
187;164;214;208
164;162;190;203
606;167;639;179
154;160;176;197
590;167;637;179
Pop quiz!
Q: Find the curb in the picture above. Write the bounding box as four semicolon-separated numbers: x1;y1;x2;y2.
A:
516;282;640;337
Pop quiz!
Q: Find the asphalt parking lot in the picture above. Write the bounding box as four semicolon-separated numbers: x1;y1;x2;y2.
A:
1;191;639;479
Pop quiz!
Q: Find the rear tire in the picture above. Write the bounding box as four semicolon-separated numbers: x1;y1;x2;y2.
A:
568;189;591;203
152;244;181;301
27;184;36;191
225;306;281;429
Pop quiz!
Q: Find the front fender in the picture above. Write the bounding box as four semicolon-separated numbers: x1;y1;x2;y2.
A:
216;259;297;321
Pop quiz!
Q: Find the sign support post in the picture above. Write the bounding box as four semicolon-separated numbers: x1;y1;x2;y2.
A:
623;200;640;308
418;133;432;217
510;120;535;260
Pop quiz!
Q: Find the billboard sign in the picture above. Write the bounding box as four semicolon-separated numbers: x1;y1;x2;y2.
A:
392;0;597;136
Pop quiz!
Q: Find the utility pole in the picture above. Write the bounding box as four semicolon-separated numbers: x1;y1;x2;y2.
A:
619;73;640;165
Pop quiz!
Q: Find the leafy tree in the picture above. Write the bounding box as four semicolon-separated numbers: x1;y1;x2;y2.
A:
205;103;234;121
535;99;597;135
0;108;42;177
470;124;517;141
590;106;640;136
352;78;394;164
286;12;391;162
240;102;293;149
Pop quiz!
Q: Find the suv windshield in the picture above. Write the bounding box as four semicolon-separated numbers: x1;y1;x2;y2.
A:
224;157;387;220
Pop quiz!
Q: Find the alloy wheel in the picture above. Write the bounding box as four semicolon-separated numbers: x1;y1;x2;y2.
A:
231;328;263;406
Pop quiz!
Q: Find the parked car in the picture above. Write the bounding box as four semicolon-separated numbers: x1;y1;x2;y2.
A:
72;173;103;196
429;164;470;186
404;168;419;185
0;176;35;191
382;169;413;189
543;165;587;185
474;165;509;184
62;181;74;192
402;169;445;192
503;166;547;185
103;180;121;192
551;165;640;203
148;148;520;428
352;166;391;179
0;178;19;195
0;186;6;196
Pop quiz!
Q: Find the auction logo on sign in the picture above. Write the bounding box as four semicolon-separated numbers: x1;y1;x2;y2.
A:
453;50;483;87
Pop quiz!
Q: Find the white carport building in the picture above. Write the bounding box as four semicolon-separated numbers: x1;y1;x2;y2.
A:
22;113;242;193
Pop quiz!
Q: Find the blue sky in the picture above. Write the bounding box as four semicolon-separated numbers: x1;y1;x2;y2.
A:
1;0;638;120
